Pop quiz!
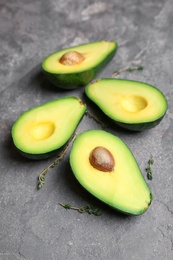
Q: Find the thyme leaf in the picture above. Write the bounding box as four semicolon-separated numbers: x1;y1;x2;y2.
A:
59;203;101;216
112;66;143;77
38;133;77;190
146;156;154;180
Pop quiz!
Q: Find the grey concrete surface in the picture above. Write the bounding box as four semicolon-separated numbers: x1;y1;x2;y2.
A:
0;0;173;259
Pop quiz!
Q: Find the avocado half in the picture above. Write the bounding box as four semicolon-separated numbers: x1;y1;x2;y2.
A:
85;78;168;131
42;41;117;89
12;96;86;159
70;130;152;215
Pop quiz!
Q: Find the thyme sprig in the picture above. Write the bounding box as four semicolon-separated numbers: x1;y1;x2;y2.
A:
112;66;143;77
146;156;154;180
85;110;106;129
38;133;77;190
59;203;101;216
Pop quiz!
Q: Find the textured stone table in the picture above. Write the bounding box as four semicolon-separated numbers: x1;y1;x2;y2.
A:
0;0;173;259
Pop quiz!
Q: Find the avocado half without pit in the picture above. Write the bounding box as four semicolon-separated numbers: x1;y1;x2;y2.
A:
11;96;86;159
85;78;168;131
42;41;117;89
70;130;152;215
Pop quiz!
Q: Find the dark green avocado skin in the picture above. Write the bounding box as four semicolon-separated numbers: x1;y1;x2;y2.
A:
112;115;166;132
16;146;62;160
42;46;117;90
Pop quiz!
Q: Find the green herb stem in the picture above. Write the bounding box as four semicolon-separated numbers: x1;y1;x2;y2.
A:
38;133;77;190
59;203;101;216
85;110;106;129
112;66;143;77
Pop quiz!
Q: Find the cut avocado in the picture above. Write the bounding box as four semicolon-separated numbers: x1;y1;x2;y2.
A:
12;96;86;159
70;130;152;215
42;41;117;89
85;78;168;131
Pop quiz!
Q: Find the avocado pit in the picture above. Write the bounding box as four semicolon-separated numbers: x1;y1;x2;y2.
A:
59;51;84;66
89;146;115;172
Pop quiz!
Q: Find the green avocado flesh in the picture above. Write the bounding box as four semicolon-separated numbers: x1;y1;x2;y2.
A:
85;78;168;131
70;130;152;215
12;96;86;159
42;41;117;89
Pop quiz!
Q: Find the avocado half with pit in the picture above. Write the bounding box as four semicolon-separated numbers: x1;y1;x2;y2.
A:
70;130;152;215
85;78;168;131
12;96;86;159
42;41;117;89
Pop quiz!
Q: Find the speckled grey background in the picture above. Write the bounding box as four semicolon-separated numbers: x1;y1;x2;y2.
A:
0;0;173;259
